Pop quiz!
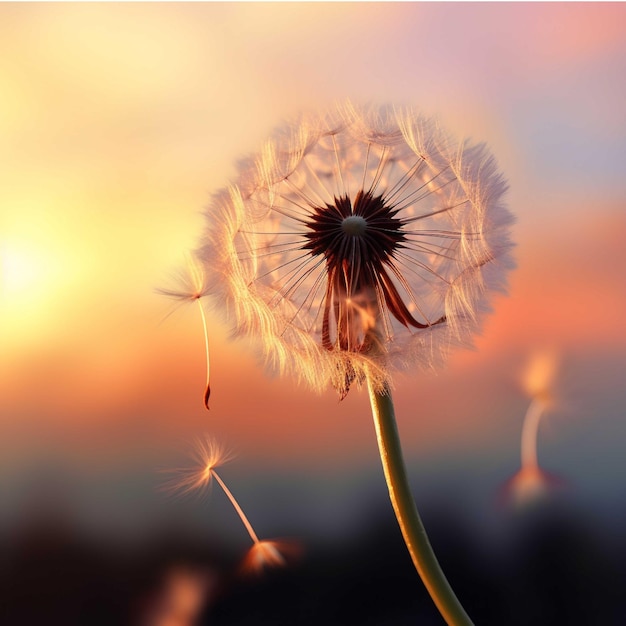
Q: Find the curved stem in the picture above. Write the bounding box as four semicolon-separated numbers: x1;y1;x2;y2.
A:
211;469;260;545
195;298;211;410
520;398;544;470
367;379;473;626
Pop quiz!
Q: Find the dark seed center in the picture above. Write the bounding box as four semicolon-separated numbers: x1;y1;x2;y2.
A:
302;190;404;267
341;215;367;236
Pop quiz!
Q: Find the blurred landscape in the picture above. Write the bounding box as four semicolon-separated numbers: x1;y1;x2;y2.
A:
2;4;625;625
3;496;626;625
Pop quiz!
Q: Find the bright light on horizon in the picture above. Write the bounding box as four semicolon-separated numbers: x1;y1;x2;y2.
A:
1;241;43;298
0;236;79;343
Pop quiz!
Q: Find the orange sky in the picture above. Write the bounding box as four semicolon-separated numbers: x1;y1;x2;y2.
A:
1;5;625;532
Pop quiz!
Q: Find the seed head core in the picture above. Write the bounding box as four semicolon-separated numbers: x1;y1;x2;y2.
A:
341;215;368;236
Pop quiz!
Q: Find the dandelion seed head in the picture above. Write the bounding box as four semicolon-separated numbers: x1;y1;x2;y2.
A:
199;102;514;396
161;436;232;498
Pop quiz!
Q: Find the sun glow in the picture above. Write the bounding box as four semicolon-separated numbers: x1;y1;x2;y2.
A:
0;237;74;342
1;240;54;300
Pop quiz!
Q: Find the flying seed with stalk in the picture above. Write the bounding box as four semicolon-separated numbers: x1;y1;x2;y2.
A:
162;436;287;573
503;349;564;507
158;255;212;410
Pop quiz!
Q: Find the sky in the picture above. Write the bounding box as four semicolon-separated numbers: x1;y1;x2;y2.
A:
1;2;626;559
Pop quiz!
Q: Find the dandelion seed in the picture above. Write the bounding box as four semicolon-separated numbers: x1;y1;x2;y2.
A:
163;437;287;574
158;254;212;409
519;349;560;476
502;350;564;507
199;102;514;398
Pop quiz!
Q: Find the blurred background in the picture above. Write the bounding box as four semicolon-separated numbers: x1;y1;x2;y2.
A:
1;4;625;624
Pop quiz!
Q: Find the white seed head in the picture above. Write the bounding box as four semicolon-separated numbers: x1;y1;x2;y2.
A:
198;102;515;396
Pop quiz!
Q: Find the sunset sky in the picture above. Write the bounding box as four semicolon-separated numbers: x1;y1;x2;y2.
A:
2;3;625;549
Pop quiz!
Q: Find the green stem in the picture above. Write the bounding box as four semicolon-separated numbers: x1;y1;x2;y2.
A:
367;379;474;626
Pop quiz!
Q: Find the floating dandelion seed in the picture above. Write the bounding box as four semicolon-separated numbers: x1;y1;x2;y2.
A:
503;350;564;507
200;102;513;398
193;102;515;625
163;437;287;574
158;255;212;409
161;436;231;498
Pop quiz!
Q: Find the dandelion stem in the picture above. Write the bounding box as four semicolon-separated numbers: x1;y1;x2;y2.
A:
367;379;473;626
521;398;544;470
211;469;260;544
195;299;211;410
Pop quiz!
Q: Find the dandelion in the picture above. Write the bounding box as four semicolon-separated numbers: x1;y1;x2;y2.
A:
195;103;514;625
158;255;212;409
199;102;513;398
163;437;287;574
503;350;564;507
